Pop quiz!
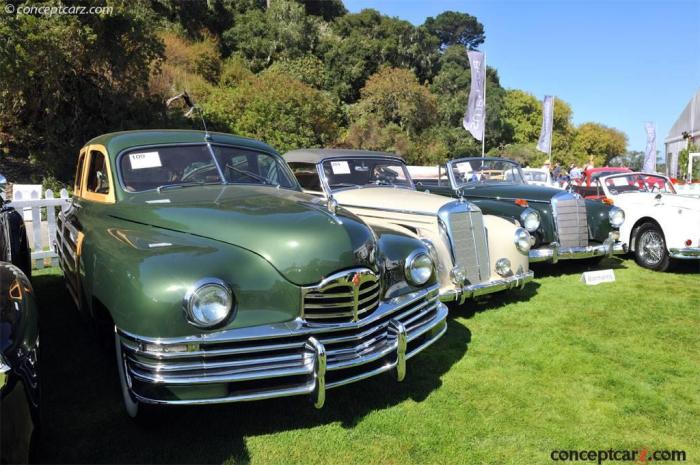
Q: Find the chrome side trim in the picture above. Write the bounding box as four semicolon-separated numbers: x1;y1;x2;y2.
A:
669;247;700;259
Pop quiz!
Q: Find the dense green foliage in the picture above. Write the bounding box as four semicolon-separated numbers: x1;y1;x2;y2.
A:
0;0;629;183
31;257;700;463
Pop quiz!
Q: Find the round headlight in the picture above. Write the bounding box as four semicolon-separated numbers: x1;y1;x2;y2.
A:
519;208;541;232
514;228;532;254
184;278;234;328
495;258;512;277
405;251;434;286
608;206;625;228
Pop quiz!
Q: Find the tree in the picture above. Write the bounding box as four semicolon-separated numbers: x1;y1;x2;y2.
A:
221;0;320;71
570;123;628;166
320;9;440;101
0;6;164;181
608;150;645;171
499;90;575;163
351;67;437;136
430;46;510;151
487;143;548;167
296;0;347;21
424;11;485;50
203;70;340;152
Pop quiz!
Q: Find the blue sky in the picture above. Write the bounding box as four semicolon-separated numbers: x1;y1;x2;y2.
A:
344;0;700;153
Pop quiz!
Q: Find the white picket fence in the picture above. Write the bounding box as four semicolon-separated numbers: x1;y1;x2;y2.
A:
8;188;71;269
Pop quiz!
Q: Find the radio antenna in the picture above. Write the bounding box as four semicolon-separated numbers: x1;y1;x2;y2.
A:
166;91;210;140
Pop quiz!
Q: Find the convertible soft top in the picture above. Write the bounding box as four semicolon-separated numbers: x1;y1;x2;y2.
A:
284;148;405;164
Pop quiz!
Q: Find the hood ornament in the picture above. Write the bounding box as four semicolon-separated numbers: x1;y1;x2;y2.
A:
327;196;338;215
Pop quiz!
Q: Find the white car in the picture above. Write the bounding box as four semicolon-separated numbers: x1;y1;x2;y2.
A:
521;168;563;189
284;149;535;305
593;172;700;271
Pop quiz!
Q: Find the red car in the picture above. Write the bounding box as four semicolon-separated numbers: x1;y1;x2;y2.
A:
572;167;632;200
573;167;669;201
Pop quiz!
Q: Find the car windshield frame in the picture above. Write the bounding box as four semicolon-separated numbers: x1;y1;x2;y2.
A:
601;173;677;196
447;157;526;189
318;156;415;193
117;142;300;193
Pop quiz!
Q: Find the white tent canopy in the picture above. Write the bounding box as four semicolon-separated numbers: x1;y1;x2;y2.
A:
665;89;700;177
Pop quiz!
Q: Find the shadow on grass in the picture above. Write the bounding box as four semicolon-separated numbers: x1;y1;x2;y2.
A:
530;256;629;278
448;280;542;320
31;272;471;465
668;259;700;274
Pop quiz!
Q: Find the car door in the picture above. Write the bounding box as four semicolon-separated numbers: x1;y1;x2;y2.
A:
57;145;115;311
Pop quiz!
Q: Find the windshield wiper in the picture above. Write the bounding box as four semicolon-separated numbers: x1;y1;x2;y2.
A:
226;164;278;186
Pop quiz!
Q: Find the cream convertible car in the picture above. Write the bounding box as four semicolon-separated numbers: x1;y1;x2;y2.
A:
285;149;535;305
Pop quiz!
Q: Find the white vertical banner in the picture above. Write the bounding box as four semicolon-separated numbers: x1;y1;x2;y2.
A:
643;122;656;173
463;50;486;143
536;95;554;155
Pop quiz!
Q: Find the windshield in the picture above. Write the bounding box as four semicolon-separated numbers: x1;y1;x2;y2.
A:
321;158;413;191
523;170;548;182
450;158;525;187
120;144;297;192
603;174;676;195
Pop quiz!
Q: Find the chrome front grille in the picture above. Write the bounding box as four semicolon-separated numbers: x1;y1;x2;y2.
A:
448;210;490;285
302;268;380;324
553;197;589;248
117;286;447;404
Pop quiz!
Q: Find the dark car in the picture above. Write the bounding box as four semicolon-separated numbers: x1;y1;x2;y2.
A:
1;199;31;278
413;157;627;264
1;198;40;464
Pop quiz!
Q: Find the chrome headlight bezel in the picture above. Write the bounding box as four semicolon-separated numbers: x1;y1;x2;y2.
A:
519;207;541;232
608;206;625;228
404;250;435;286
514;227;532;254
183;278;235;329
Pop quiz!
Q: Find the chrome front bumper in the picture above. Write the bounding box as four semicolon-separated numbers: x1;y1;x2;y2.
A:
116;285;447;408
669;247;700;259
529;236;627;264
440;270;535;304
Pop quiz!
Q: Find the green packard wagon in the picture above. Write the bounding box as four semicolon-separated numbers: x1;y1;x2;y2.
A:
56;130;447;418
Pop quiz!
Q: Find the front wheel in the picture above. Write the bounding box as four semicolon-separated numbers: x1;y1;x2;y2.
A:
634;223;671;271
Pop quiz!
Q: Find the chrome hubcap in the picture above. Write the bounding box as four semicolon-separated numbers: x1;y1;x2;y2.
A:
639;230;664;265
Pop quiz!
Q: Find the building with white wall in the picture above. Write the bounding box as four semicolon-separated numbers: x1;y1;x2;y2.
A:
665;89;699;178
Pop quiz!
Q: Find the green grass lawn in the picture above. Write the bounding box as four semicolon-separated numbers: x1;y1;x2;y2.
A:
31;258;699;464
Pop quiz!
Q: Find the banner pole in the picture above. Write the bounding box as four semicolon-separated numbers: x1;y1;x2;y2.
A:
482;69;486;158
549;96;554;165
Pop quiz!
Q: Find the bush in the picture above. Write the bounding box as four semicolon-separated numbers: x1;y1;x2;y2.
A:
204;71;340;152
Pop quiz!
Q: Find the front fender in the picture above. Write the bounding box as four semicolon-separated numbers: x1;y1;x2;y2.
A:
372;225;437;299
585;199;617;241
81;220;300;339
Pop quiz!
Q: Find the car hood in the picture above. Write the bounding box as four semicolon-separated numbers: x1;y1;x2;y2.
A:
114;185;377;285
614;192;700;211
459;183;563;202
333;187;452;215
